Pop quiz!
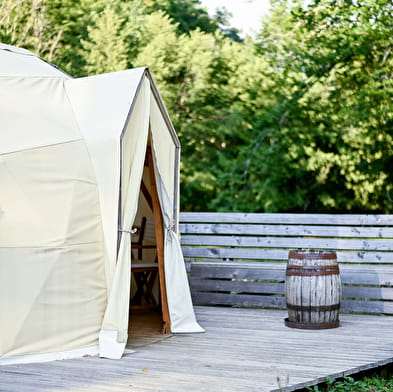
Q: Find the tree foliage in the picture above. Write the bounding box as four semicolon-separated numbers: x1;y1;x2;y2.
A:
144;0;217;35
0;0;61;60
1;0;392;213
81;1;146;75
214;0;393;212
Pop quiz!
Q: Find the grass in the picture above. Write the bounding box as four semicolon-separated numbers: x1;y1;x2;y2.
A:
306;373;393;392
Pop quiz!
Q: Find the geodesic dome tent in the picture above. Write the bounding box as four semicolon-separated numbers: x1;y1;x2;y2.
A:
0;43;203;364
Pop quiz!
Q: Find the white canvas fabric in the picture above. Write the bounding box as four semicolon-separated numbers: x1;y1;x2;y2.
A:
0;43;203;364
0;346;99;366
150;97;204;333
0;43;69;78
150;147;204;333
99;77;151;357
0;75;107;359
64;69;146;292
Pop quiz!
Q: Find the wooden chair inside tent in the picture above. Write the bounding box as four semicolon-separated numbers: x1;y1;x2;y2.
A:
130;145;170;333
131;216;159;308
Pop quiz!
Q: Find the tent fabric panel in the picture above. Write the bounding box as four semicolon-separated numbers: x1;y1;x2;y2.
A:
149;95;176;203
150;120;204;334
120;76;151;223
0;245;106;357
64;69;146;291
145;69;180;147
0;43;36;56
0;139;107;358
65;68;146;139
99;77;151;359
0;77;80;155
0;141;103;248
0;44;69;78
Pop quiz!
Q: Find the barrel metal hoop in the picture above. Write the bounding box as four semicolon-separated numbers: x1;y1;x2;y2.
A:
288;251;337;260
287;265;339;270
286;265;339;276
286;303;340;312
284;318;340;330
286;270;339;276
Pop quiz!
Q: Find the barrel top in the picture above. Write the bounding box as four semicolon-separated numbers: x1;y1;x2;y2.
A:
288;249;337;260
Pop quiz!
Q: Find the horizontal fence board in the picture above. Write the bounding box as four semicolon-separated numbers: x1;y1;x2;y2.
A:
180;223;393;239
338;252;393;264
182;247;283;260
181;235;393;251
189;278;285;295
341;299;393;315
339;263;393;272
191;291;286;308
182;247;393;264
190;262;285;281
182;247;287;260
180;212;393;226
340;267;393;286
342;286;393;301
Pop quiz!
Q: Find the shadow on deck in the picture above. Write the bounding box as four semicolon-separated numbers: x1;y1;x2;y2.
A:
1;306;392;392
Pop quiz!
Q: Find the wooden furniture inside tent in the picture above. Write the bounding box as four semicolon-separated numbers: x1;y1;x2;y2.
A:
130;146;170;333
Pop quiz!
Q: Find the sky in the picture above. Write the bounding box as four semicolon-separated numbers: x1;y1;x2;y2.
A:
199;0;272;37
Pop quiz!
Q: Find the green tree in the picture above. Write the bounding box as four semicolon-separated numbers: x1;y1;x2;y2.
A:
0;0;108;75
0;0;62;61
44;0;110;76
144;0;218;35
135;20;269;210
213;0;393;212
81;1;145;75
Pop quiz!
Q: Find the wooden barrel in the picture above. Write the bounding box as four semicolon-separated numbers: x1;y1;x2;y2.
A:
285;250;341;329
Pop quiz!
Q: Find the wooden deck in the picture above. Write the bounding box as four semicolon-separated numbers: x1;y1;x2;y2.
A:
1;306;393;392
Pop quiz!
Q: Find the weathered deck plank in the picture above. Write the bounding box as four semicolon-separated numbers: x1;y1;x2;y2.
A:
1;307;392;392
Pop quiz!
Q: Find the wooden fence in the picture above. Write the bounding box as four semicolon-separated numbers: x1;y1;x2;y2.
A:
179;213;393;315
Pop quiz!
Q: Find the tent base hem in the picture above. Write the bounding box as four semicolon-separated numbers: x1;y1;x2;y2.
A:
0;345;99;366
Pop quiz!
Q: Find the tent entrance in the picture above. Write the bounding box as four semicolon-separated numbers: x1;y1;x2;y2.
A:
129;146;170;339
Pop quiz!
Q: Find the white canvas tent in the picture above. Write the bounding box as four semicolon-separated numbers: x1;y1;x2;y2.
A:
0;43;203;365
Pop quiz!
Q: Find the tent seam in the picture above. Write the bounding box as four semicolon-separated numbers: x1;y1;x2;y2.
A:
0;138;84;156
0;242;103;249
0;76;69;80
